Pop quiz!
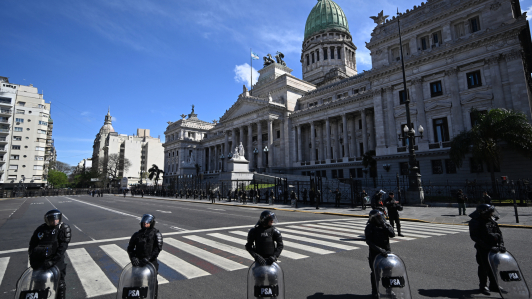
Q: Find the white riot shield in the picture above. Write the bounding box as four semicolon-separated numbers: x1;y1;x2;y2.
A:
373;253;412;299
247;262;285;298
489;250;530;299
116;262;157;299
14;266;60;299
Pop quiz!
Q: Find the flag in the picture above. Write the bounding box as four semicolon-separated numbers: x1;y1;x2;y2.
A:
251;51;259;60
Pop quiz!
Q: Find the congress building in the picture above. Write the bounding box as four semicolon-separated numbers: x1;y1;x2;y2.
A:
163;0;532;185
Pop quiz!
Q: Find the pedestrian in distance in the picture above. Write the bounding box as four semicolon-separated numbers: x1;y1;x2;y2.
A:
242;190;248;205
290;190;297;208
92;190;95;197
361;190;368;210
316;189;321;209
302;188;308;203
365;209;395;299
384;192;404;237
482;191;492;205
468;204;504;295
209;189;215;203
330;188;341;207
141;190;144;198
227;190;232;202
127;214;163;299
28;210;71;299
456;189;468;215
269;189;275;203
123;189;127;197
245;211;283;266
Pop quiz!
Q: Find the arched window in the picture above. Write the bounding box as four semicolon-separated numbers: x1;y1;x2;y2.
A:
324;48;328;60
312;53;315;63
330;47;335;59
306;54;310;66
337;48;341;59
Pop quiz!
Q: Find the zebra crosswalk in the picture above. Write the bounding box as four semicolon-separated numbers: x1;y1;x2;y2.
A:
0;219;468;298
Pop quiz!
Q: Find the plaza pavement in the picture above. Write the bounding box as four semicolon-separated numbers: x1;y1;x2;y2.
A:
112;194;532;228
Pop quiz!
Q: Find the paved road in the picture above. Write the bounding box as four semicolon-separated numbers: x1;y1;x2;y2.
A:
0;195;530;298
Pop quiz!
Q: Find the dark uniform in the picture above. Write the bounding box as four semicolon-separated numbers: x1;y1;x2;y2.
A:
384;192;403;237
302;189;308;203
245;211;284;266
365;210;395;298
469;204;504;295
332;189;341;207
29;210;71;299
127;214;163;298
456;189;467;215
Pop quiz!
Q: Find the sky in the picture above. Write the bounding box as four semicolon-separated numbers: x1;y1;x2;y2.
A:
1;0;531;166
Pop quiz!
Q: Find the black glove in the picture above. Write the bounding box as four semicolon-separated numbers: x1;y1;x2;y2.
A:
491;247;500;253
380;248;388;258
43;260;54;269
499;246;507;253
131;257;140;267
266;256;277;265
254;255;267;266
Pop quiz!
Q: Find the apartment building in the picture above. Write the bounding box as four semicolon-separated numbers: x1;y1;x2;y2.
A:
0;76;54;188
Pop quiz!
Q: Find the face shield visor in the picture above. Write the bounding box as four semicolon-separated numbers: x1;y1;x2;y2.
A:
260;212;279;227
44;212;62;227
490;208;501;221
140;214;154;228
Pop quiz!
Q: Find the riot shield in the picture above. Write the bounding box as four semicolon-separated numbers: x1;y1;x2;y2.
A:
14;266;60;299
116;262;157;299
489;250;530;299
247;261;285;298
373;253;412;299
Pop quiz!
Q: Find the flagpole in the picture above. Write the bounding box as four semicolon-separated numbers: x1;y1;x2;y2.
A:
250;48;253;96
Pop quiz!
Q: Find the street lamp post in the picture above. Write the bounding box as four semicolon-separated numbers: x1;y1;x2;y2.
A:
397;9;425;204
219;154;225;172
263;146;269;169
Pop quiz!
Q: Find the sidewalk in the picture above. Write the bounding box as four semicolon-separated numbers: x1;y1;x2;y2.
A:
112;194;532;228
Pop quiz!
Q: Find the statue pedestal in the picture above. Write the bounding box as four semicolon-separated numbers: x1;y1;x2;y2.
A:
219;158;254;182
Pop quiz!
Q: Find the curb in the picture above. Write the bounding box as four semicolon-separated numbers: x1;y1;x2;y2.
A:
112;194;532;229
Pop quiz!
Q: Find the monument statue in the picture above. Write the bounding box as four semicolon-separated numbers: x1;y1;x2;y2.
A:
263;54;276;67
233;147;240;159
191;105;195;114
238;142;245;157
370;10;389;25
275;52;286;66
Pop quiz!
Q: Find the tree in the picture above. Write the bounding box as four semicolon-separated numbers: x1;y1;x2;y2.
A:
362;150;378;187
449;108;532;194
105;153;132;181
148;164;164;189
50;161;73;175
48;169;69;188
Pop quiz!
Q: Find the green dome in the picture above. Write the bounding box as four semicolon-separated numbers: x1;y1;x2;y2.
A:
304;0;350;41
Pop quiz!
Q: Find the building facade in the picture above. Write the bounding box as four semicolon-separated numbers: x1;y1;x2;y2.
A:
164;0;532;185
92;109;164;187
0;76;55;187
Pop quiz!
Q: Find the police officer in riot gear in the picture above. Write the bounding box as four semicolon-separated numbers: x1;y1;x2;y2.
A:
128;214;163;298
246;211;283;266
384;192;404;237
28;209;71;299
469;204;504;295
365;209;395;299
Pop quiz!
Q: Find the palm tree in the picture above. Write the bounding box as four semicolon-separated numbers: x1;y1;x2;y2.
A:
449;108;532;194
362;150;378;187
148;164;164;190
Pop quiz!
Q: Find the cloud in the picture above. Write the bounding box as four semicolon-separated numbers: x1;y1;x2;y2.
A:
81;111;90;116
356;49;372;71
234;63;259;88
525;6;532;20
55;137;94;142
257;29;302;54
112;116;117;122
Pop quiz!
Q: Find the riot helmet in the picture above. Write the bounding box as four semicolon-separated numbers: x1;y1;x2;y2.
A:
140;214;155;228
44;209;62;227
368;209;386;226
258;210;278;227
476;204;500;221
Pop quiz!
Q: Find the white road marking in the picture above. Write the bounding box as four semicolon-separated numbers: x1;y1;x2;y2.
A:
336;222;446;236
230;231;336;255
45;197;69;220
169;226;186;231
208;233;308;260
65;197;141;220
302;224;416;241
285;226;368;245
323;222;432;239
99;244;168;284
0;257;9;286
207;208;226;211
279;232;359;251
156;210;172;213
183;235;253;260
67;248;116;297
346;220;468;231
157;251;210;279
165;238;247;271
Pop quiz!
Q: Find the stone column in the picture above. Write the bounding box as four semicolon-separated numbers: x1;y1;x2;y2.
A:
372;89;386;152
279;120;285;167
412;78;428;149
487;56;505;108
291;125;297;165
361;109;368;154
239;126;244;150
335;119;341;159
349;116;357;157
297;125;302;162
310;122;316;161
247;124;253;166
367;112;375;150
267;119;273;169
445;68;464;134
385;87;398;148
224;131;229;171
231;128;236;156
325;118;331;160
257;121;263;169
342;114;348;158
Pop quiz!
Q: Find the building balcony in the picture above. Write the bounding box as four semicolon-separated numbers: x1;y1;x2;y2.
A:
0;129;10;134
0;120;10;124
0;148;7;153
0;100;12;106
0;137;7;143
0;110;12;116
